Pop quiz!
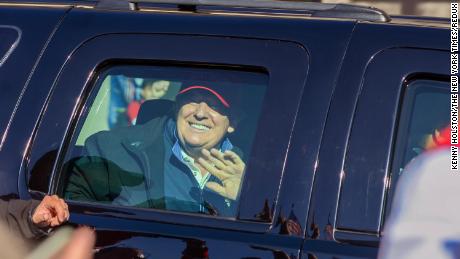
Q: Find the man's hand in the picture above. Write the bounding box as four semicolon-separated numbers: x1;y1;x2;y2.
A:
51;227;96;259
198;148;245;200
32;195;69;228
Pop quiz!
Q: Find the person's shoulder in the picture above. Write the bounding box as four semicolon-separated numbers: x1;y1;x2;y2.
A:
87;116;170;146
142;115;170;131
85;126;133;144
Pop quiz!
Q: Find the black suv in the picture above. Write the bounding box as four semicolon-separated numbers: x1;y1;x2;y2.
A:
0;1;449;258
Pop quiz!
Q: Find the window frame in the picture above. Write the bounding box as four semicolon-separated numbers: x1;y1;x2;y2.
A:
22;33;309;233
384;78;450;220
56;62;270;215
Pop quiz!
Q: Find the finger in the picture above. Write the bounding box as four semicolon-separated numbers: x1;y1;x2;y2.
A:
59;198;68;211
56;206;67;223
202;149;226;169
33;211;51;225
59;198;70;221
210;148;232;167
52;227;95;259
49;218;61;227
205;182;227;197
45;198;67;223
32;210;42;224
41;212;51;222
32;196;52;224
197;158;229;180
223;150;244;165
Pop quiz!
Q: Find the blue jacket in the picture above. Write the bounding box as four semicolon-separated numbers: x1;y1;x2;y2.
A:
65;115;240;216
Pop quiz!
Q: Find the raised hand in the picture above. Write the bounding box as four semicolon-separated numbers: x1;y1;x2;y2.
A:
32;195;69;228
198;148;245;200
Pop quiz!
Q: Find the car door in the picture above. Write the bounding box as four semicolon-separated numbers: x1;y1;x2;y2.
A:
302;21;448;258
13;5;357;258
17;9;310;259
0;5;69;195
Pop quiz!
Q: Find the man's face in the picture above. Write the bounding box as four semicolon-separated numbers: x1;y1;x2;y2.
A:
176;101;234;152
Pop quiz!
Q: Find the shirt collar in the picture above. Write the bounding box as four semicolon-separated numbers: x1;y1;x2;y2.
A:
170;123;234;163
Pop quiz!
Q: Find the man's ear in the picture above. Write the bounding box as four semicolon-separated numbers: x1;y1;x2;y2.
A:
227;126;235;134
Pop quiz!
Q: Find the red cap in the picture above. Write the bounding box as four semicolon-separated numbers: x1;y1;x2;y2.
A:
177;86;230;108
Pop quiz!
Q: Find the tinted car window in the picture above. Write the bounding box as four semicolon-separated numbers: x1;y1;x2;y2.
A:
59;64;267;218
392;80;449;173
387;79;449;210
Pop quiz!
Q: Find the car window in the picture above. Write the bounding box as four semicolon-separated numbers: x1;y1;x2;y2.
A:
388;79;449;209
58;64;267;218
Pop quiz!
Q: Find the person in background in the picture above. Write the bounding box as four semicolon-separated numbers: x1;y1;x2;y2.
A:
0;194;69;239
422;126;451;151
0;195;85;259
126;79;170;125
108;76;142;128
379;126;460;259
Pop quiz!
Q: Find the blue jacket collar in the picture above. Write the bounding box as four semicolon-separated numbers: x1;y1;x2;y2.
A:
166;119;234;162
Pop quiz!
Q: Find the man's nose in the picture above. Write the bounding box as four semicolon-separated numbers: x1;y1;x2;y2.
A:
194;102;209;119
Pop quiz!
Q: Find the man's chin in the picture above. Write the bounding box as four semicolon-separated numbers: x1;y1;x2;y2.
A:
182;142;206;152
185;143;203;149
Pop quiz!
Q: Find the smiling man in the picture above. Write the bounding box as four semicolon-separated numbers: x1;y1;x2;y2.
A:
65;85;245;216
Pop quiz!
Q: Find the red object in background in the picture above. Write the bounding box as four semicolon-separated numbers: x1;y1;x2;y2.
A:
127;100;142;125
427;126;460;151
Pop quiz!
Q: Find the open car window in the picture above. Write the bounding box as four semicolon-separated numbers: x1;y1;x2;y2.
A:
58;64;267;218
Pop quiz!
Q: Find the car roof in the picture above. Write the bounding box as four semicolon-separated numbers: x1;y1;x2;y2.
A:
1;0;390;21
389;15;449;29
0;0;449;28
